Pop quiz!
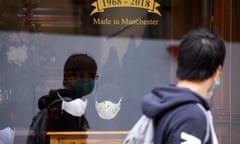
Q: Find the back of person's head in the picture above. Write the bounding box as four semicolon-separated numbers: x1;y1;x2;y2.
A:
63;53;97;87
177;28;226;81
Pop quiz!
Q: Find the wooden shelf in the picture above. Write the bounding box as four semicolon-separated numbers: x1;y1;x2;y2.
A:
47;131;128;144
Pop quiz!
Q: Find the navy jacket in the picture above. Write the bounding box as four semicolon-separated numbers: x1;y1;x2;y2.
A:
142;85;218;144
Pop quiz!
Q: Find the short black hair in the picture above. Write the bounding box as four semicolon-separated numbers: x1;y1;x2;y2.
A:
63;53;97;86
177;28;226;80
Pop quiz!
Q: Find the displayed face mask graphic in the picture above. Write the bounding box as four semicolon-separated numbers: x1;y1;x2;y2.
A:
0;127;15;144
207;78;221;99
76;79;95;96
57;92;87;117
95;97;122;120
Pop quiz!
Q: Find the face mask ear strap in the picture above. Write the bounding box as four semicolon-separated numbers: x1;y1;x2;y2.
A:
118;97;123;104
57;92;66;114
57;92;64;101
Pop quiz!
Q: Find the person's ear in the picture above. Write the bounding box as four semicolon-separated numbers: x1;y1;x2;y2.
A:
214;65;222;81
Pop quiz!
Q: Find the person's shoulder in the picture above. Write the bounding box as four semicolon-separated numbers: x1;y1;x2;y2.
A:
160;103;209;143
38;89;59;110
170;103;207;125
176;103;206;117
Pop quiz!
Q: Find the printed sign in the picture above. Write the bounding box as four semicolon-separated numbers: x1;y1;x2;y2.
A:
90;0;161;16
90;0;161;26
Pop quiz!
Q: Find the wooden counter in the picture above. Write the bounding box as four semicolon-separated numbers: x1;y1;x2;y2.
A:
47;131;128;144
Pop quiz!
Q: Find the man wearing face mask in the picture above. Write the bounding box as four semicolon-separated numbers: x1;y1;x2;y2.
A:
38;53;98;131
141;29;226;144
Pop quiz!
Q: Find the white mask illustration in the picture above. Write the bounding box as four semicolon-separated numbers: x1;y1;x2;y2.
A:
57;92;87;117
0;127;15;144
95;97;122;120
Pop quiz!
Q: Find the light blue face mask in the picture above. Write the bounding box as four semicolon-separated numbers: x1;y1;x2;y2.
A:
76;79;95;96
210;78;221;92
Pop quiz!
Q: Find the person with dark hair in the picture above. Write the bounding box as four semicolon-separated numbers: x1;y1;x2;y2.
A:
141;29;226;143
37;53;98;132
27;53;98;144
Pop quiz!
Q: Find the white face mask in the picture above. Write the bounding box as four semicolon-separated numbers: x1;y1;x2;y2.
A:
95;97;122;120
57;92;87;117
0;127;15;144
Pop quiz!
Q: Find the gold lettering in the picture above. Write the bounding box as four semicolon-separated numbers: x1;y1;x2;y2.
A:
90;0;161;16
93;18;112;24
102;0;122;7
121;18;159;25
